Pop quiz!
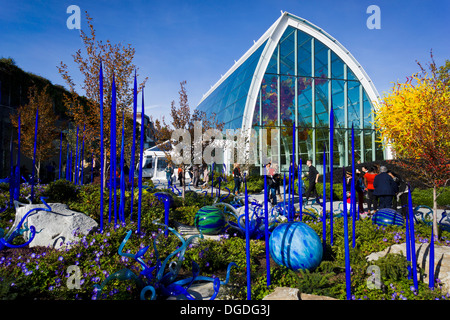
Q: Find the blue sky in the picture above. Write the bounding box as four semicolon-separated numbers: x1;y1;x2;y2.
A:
1;0;449;121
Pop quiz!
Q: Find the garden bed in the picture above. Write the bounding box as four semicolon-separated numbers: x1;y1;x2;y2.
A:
1;180;450;300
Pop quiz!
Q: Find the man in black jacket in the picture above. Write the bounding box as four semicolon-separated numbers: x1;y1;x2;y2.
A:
373;166;399;209
305;159;321;205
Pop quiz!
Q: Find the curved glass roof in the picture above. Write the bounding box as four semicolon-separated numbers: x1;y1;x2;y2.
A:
196;40;267;130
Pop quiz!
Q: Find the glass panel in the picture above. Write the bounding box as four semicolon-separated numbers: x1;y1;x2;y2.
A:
347;67;358;81
331;80;345;129
297;77;313;127
266;46;278;75
231;96;247;121
261;74;278;127
252;92;261;127
279;26;296;76
280;76;295;126
363;129;373;162
314;40;328;79
329;125;341;167
229;117;243;130
347;128;362;165
363;89;373;129
315;79;329;128
334;128;346;167
280;126;294;172
298;139;311;165
347;81;360;128
331;51;344;80
297;31;312;77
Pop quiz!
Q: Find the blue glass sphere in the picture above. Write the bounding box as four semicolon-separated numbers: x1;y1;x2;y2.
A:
195;206;226;235
372;208;404;227
269;222;323;271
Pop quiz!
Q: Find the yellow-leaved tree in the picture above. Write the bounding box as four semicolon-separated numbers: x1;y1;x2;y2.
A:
10;84;60;180
374;54;450;236
58;12;147;183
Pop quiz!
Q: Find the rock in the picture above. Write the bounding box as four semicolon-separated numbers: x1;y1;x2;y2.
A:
262;287;337;300
263;287;300;300
299;293;338;300
173;221;224;245
11;202;98;250
167;282;224;300
367;242;450;293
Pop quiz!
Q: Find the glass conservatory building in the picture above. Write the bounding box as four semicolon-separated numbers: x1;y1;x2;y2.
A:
196;12;387;173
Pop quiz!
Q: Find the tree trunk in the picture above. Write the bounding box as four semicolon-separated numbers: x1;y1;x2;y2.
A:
103;150;107;187
36;160;41;183
433;185;439;238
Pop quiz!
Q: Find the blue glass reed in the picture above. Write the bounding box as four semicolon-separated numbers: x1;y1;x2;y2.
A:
99;62;104;232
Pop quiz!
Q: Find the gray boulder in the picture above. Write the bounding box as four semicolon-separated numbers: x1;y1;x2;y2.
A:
262;287;337;300
367;242;450;294
11;202;98;250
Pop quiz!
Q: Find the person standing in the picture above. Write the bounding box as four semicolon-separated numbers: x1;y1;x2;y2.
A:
165;163;173;187
232;163;242;195
305;160;320;205
177;165;183;187
202;165;209;189
267;163;280;206
373;166;398;209
388;170;409;218
364;166;378;215
193;164;200;188
188;166;193;182
355;167;367;214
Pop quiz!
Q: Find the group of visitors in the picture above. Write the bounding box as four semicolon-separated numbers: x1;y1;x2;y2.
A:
352;164;410;217
264;159;321;207
166;160;409;217
165;163;210;189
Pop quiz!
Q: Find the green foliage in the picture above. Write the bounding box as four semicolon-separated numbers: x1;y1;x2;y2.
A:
411;187;450;208
373;253;409;282
43;179;79;203
172;205;199;226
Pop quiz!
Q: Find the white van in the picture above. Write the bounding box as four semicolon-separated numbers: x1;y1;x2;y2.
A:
136;144;169;180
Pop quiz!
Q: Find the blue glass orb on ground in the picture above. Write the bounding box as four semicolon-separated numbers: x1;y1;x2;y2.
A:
372;208;404;227
269;222;323;271
195;206;226;235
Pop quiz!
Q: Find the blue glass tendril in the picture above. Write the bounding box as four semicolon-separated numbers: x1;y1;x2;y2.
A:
94;220;237;300
0;197;51;250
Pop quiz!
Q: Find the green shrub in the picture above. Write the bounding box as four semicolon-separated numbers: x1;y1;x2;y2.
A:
412;187;450;208
68;184;104;219
172;205;199;226
0;182;9;192
43;179;79;203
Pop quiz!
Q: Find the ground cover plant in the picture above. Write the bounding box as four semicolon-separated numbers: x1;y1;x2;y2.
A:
0;180;449;300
